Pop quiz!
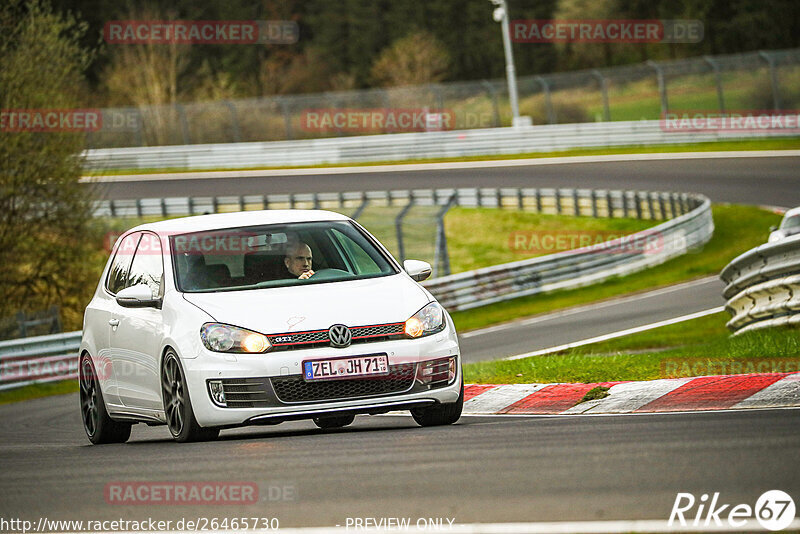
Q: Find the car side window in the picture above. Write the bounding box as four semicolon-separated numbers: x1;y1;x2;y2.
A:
106;232;140;294
127;232;164;298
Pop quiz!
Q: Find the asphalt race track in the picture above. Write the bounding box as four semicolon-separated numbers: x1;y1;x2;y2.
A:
459;277;725;362
90;155;800;207
3;155;794;529
1;394;799;527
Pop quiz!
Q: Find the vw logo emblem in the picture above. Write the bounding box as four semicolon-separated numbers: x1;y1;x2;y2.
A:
328;324;352;348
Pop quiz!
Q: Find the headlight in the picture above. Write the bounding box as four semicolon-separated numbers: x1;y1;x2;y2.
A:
405;302;445;338
200;323;271;353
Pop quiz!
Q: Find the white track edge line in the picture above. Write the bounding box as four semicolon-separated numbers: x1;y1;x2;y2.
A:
503;306;725;360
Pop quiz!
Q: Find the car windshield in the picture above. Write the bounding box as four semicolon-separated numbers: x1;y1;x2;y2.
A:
170;220;396;292
781;215;800;230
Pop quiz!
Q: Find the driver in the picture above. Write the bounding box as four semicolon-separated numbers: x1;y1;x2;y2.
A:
283;241;315;279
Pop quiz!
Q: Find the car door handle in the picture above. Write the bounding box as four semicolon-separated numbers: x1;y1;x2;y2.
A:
108;319;120;327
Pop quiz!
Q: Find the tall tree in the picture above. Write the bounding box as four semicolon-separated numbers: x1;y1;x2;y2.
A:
0;0;97;330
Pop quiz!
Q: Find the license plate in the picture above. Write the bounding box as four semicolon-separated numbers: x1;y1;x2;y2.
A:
303;354;389;381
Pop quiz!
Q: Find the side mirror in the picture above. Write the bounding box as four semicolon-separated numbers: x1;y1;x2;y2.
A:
116;284;161;308
404;260;432;282
769;225;778;232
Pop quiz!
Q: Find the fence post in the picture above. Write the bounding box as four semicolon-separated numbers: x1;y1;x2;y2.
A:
351;192;369;220
703;56;726;114
592;70;611;121
591;190;598;218
280;99;294;140
482;80;501;127
555;189;562;214
16;312;27;338
175;103;192;145
635;192;643;219
223;100;242;142
647;60;669;116
535;76;556;124
433;194;457;278
395;194;415;264
535;189;542;212
758;51;782;110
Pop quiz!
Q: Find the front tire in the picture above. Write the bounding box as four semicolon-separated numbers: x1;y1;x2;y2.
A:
161;351;219;443
79;354;132;444
313;414;355;429
411;380;464;427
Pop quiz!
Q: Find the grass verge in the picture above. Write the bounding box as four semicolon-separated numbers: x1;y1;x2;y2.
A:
0;380;77;405
463;312;800;384
450;204;781;333
86;138;800;176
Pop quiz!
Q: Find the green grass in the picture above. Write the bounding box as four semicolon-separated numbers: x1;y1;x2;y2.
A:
0;380;77;405
464;313;800;384
84;138;800;176
445;209;653;272
450;204;782;333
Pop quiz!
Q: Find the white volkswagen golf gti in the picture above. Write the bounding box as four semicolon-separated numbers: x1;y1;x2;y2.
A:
79;210;463;443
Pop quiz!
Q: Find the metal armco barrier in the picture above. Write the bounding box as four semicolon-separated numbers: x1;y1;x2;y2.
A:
720;234;800;334
0;331;82;391
2;188;712;389
83;118;798;171
423;193;713;311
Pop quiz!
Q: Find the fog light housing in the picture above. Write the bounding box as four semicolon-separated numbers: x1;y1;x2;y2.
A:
416;356;457;388
208;380;226;407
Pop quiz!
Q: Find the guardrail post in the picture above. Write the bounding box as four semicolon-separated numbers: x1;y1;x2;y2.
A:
289;194;295;210
703;56;726;114
669;194;677;218
535;189;542;213
591;190;598;218
395;194;415;264
187;197;195;215
136;198;143;218
212;196;218;214
572;189;580;216
622;192;629;218
517;188;524;210
758;51;782;110
223;100;242;143
606;191;613;218
658;193;667;220
592;70;611;121
635;192;643;219
646;193;655;220
160;197;167;217
238;196;244;211
555;189;562;214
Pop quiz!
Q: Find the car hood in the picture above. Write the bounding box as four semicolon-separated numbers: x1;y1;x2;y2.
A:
182;273;430;334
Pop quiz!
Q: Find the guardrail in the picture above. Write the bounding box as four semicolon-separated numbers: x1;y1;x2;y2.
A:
2;187;712;389
0;331;82;391
720;234;800;334
83;118;798;171
425;193;713;311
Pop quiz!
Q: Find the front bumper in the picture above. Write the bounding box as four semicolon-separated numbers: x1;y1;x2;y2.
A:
182;327;461;427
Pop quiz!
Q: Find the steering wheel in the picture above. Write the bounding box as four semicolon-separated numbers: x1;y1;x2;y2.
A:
308;268;349;280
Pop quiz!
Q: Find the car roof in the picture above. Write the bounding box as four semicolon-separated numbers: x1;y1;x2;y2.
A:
126;209;351;235
783;206;800;219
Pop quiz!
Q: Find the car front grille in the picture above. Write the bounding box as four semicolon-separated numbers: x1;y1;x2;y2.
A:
270;363;416;403
268;323;405;351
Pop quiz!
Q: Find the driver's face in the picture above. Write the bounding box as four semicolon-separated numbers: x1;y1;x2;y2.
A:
285;244;313;276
